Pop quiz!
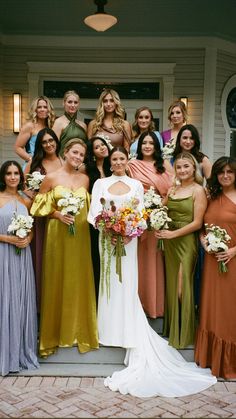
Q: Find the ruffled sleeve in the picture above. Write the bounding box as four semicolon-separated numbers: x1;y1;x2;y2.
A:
30;190;57;217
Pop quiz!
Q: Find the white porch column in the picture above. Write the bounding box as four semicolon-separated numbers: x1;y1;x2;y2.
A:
202;47;217;161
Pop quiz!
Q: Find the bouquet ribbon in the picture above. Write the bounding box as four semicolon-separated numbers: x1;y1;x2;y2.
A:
112;236;126;282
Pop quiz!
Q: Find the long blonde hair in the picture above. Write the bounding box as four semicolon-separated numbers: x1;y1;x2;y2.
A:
92;89;126;135
174;152;203;185
28;95;55;128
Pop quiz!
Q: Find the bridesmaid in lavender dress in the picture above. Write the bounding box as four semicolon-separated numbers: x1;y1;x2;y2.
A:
0;160;38;376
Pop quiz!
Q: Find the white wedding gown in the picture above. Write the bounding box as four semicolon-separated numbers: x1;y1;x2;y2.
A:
88;174;217;398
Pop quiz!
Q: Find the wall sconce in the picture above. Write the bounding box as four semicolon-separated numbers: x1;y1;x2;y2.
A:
84;0;117;32
13;93;22;133
179;96;188;109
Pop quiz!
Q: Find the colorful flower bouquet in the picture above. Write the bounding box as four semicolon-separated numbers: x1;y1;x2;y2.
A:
7;212;34;254
25;171;45;191
143;186;172;250
95;197;147;299
57;191;85;235
204;223;231;274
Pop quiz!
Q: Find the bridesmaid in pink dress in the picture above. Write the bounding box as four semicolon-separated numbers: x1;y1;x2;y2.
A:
128;131;174;318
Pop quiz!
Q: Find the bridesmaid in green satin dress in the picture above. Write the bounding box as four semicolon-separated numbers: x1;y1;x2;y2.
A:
52;90;88;156
155;152;207;349
31;138;98;357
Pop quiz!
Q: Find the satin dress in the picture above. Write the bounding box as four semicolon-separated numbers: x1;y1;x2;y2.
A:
31;186;99;357
128;159;173;318
195;194;236;378
59;113;88;156
0;200;39;376
163;196;197;349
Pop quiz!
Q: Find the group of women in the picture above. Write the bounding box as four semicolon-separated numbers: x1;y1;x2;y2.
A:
0;88;235;397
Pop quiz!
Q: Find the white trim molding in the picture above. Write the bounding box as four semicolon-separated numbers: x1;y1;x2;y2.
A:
27;61;176;129
221;74;236;156
202;47;217;161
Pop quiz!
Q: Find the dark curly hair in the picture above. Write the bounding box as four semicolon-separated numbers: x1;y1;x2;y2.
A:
86;136;112;193
0;160;25;191
136;130;165;174
173;124;207;164
207;156;236;199
30;128;60;174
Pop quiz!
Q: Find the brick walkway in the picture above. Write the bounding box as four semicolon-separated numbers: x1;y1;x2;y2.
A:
0;377;236;418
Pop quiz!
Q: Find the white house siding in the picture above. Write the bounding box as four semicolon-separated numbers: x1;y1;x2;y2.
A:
0;42;209;164
215;50;236;161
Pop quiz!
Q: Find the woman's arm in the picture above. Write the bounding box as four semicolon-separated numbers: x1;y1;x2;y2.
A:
14;122;33;161
52;117;63;139
123;120;132;151
201;156;212;180
87;120;95;139
38;174;53;194
155;186;207;240
163;159;174;175
0;232;32;247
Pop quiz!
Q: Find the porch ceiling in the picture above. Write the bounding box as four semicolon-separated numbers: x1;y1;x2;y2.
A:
0;0;236;42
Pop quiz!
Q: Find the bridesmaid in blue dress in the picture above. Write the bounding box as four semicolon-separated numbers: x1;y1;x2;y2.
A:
14;95;55;168
0;160;39;376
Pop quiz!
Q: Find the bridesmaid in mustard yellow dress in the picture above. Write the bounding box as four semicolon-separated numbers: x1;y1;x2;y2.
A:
31;138;98;357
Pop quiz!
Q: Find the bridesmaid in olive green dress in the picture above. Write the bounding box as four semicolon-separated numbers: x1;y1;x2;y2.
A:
155;152;207;349
31;138;98;357
52;90;88;156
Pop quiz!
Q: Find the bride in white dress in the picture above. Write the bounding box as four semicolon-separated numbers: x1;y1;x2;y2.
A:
88;146;217;398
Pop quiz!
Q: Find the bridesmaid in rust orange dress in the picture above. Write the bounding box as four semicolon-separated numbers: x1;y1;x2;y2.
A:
195;156;236;378
128;131;173;318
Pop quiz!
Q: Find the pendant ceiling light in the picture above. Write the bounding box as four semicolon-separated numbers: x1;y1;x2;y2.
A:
84;0;118;32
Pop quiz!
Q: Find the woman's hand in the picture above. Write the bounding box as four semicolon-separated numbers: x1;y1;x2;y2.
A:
154;229;175;240
8;235;30;248
215;247;236;265
55;211;75;226
111;236;132;246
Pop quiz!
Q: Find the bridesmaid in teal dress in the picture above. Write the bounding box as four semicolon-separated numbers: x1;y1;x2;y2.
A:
52;90;88;156
14;96;55;168
31;138;98;357
155;152;207;349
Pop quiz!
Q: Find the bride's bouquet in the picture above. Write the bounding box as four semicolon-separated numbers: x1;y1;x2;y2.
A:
25;171;45;191
57;191;85;235
204;223;231;274
143;186;172;249
7;212;34;254
95;197;147;299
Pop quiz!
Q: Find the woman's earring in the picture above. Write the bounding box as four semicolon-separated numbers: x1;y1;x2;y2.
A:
110;167;113;172
93;156;96;162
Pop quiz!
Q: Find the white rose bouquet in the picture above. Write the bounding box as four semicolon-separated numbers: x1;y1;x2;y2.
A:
57;191;85;235
25;171;45;191
162;140;176;160
204;223;231;273
143;186;172;250
7;212;34;254
144;186;162;209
